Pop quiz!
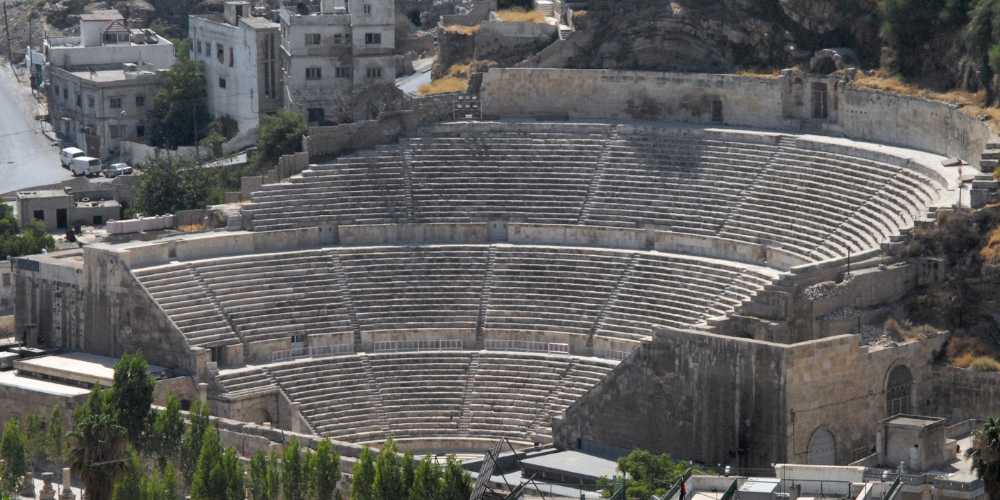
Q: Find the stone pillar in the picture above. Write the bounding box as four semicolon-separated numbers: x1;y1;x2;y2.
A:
60;467;75;500
198;382;208;404
290;402;303;434
191;347;209;382
21;471;36;497
39;472;55;500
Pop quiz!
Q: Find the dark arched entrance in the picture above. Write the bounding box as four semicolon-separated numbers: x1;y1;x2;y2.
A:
886;365;913;415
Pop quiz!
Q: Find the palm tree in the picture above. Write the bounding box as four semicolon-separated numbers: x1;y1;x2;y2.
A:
70;389;128;500
969;416;1000;499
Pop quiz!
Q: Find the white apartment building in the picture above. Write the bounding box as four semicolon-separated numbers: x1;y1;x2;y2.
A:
188;2;283;134
44;10;175;158
279;0;397;124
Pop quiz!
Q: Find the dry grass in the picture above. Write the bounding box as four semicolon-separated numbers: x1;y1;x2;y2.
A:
953;351;976;368
177;223;206;233
970;356;1000;372
736;69;782;79
419;77;468;95
980;227;1000;265
419;64;471;95
851;70;1000;132
442;24;480;35
947;336;998;369
495;8;546;23
884;317;932;341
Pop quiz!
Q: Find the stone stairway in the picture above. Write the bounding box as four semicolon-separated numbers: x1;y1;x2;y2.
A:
475;246;497;346
399;139;416;221
360;354;393;438
578;125;620;223
715;136;787;237
587;253;639;349
189;265;247;346
529;357;575;442
980;141;1000;173
329;250;363;348
458;352;481;433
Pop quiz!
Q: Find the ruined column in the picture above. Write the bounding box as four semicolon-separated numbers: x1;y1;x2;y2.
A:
198;382;208;404
60;467;75;500
290;402;303;434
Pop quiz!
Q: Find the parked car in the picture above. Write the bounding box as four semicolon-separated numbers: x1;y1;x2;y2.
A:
102;163;133;178
60;147;85;168
70;156;103;177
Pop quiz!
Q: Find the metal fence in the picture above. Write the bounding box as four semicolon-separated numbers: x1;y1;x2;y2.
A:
271;344;354;362
371;339;464;353
484;340;570;354
593;349;631;361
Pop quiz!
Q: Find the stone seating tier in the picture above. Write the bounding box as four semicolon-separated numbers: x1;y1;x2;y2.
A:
246;123;947;263
234;351;618;444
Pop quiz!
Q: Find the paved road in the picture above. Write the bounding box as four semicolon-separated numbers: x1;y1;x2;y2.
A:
396;57;434;96
0;64;70;194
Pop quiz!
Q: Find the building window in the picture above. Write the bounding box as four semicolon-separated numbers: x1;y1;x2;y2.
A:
2;274;9;287
217;43;224;63
76;93;81;107
363;4;371;14
87;96;95;108
335;66;351;78
219;77;227;88
365;32;381;45
53;85;60;97
135;95;145;107
366;66;383;79
63;88;68;100
196;40;202;54
136;124;145;137
109;125;122;139
305;33;321;45
333;34;343;44
93;215;104;226
229;47;234;67
307;108;325;123
305;67;322;80
32;210;44;221
291;334;306;345
109;97;122;109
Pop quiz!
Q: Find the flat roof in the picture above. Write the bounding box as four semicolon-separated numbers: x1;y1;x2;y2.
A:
68;69;159;83
885;415;945;428
521;450;617;480
0;370;90;397
15;352;168;387
80;10;124;21
17;189;69;199
241;16;280;29
76;200;121;208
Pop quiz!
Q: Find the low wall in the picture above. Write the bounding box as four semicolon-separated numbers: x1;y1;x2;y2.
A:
440;0;497;26
103;228;322;270
927;366;1000;422
106;215;175;235
338;223;491;245
305;112;412;161
119;141;211;167
480;68;995;167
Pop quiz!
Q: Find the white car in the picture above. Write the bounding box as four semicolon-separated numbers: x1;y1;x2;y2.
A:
103;163;133;178
60;147;85;168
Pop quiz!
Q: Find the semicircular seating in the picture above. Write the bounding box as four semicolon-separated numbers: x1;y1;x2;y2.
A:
132;244;780;352
245;122;947;263
216;350;618;444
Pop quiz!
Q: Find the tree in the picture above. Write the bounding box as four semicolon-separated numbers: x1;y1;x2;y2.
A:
351;446;376;500
47;405;67;466
373;439;404;500
439;455;471;500
250;449;281;500
111;354;155;444
70;389;128;500
257;111;306;167
0;419;27;495
311;439;342;500
140;463;179;500
282;438;309;500
181;400;211;484
191;426;244;500
111;450;142;500
147;57;210;148
970;416;1000;499
598;449;693;499
401;451;415;497
24;414;46;469
135;156;215;216
0;215;56;260
150;394;185;467
408;455;439;500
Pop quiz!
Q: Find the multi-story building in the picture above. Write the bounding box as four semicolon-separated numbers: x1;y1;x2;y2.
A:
188;2;283;134
44;10;175;158
279;0;396;124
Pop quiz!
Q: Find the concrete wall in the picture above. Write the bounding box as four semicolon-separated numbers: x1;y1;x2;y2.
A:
14;252;86;349
45;37;176;69
927;366;1000;422
480;68;995;167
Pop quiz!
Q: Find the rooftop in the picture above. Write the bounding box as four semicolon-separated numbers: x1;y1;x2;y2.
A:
17;190;69;199
885;415;945;429
67;68;160;83
14;352;168;388
520;450;618;482
79;10;124;21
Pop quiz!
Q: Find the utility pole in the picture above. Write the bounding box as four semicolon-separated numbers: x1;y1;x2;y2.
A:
2;1;12;65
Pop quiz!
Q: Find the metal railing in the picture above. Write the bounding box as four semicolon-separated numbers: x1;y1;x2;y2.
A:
271;344;354;362
593;349;630;361
484;340;570;354
371;339;464;353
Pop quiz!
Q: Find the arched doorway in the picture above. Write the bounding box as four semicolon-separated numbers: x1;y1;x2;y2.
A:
886;365;913;415
807;427;836;465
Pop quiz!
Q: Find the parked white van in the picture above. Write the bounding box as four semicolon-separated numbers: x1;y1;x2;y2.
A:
60;147;85;168
70;156;103;177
